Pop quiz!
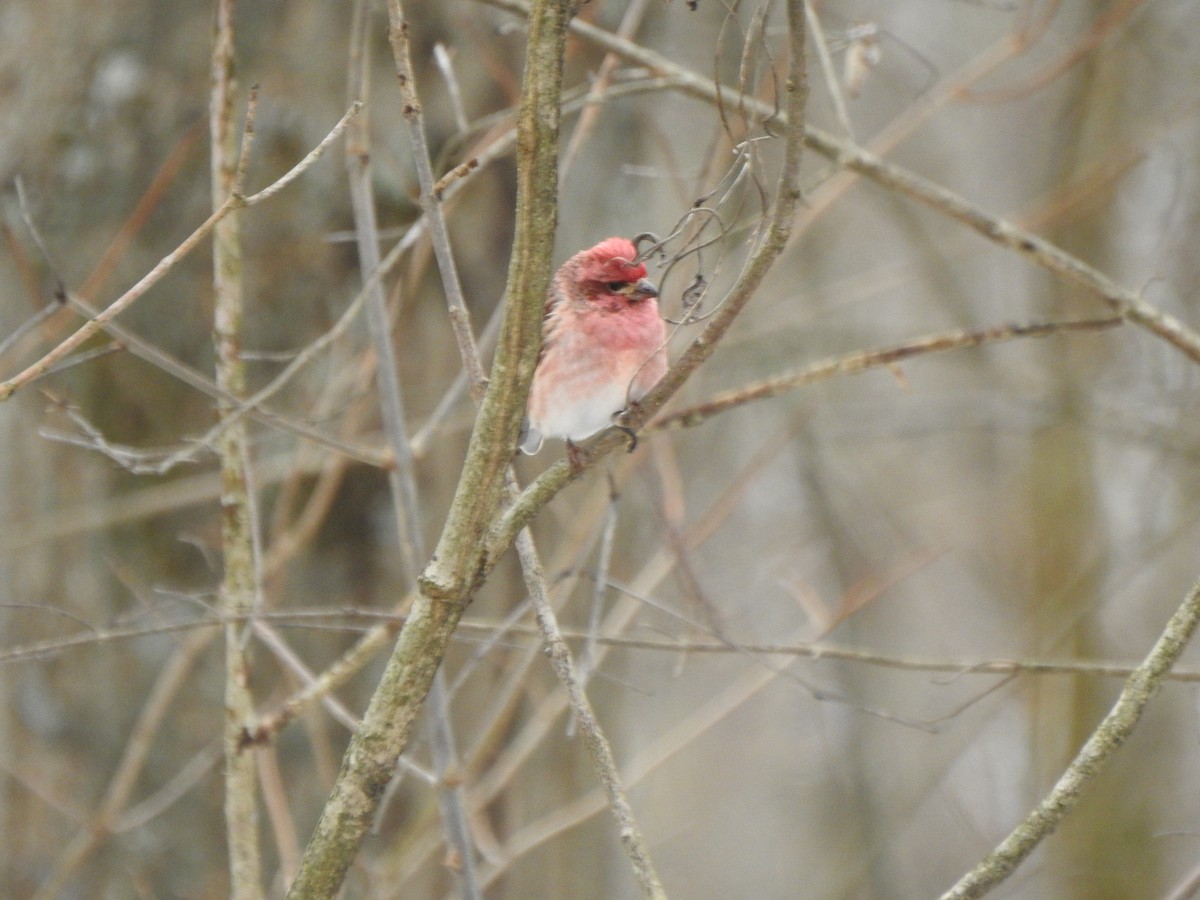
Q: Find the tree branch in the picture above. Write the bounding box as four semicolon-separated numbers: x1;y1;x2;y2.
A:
0;102;360;404
285;2;575;894
941;572;1200;899
210;1;263;896
654;316;1123;432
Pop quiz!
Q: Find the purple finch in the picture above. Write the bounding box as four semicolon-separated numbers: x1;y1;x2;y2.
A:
519;237;668;456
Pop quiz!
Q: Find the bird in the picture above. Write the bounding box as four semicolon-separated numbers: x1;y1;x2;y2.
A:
519;237;668;457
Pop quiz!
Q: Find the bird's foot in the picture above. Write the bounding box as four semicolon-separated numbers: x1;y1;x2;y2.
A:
613;424;638;453
613;405;643;453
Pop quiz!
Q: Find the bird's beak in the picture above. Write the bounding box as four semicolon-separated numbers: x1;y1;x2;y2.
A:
620;278;659;302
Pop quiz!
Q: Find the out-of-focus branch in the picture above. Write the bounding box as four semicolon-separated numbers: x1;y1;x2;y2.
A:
804;1;854;139
558;0;652;181
285;2;575;894
242;604;410;744
210;1;263;896
963;0;1147;103
803;130;1200;365
347;4;422;587
0;101;361;403
941;572;1200;899
31;630;215;899
20;610;1200;685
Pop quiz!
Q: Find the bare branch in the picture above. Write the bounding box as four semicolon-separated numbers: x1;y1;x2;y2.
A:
513;524;667;899
16;610;1200;684
210;1;263;893
0;101;361;404
941;572;1200;899
654;316;1123;432
286;2;576;893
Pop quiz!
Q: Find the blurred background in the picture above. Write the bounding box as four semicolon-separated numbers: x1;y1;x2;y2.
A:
4;0;1200;897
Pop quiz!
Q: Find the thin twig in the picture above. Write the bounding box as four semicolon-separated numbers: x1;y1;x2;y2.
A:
0;300;60;361
257;745;301;887
19;609;1200;684
578;476;619;688
241;101;363;206
654;317;1123;431
514;525;667;899
114;741;224;833
388;1;487;396
433;43;470;134
243;608;408;745
804;1;854;139
252;621;360;732
348;0;424;587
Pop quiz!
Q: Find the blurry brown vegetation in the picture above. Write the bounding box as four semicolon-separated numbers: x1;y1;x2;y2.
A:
5;0;1200;897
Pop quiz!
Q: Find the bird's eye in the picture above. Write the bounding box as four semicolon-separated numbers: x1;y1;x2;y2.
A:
605;281;626;292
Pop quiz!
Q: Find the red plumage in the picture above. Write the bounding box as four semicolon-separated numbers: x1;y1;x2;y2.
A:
520;237;668;455
577;237;649;282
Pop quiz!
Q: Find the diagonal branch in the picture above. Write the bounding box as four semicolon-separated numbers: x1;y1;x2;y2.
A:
514;525;666;899
285;1;575;894
941;572;1200;899
0;101;361;403
654;316;1123;432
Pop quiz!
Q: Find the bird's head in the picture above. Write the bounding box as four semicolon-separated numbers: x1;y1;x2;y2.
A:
572;237;660;309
